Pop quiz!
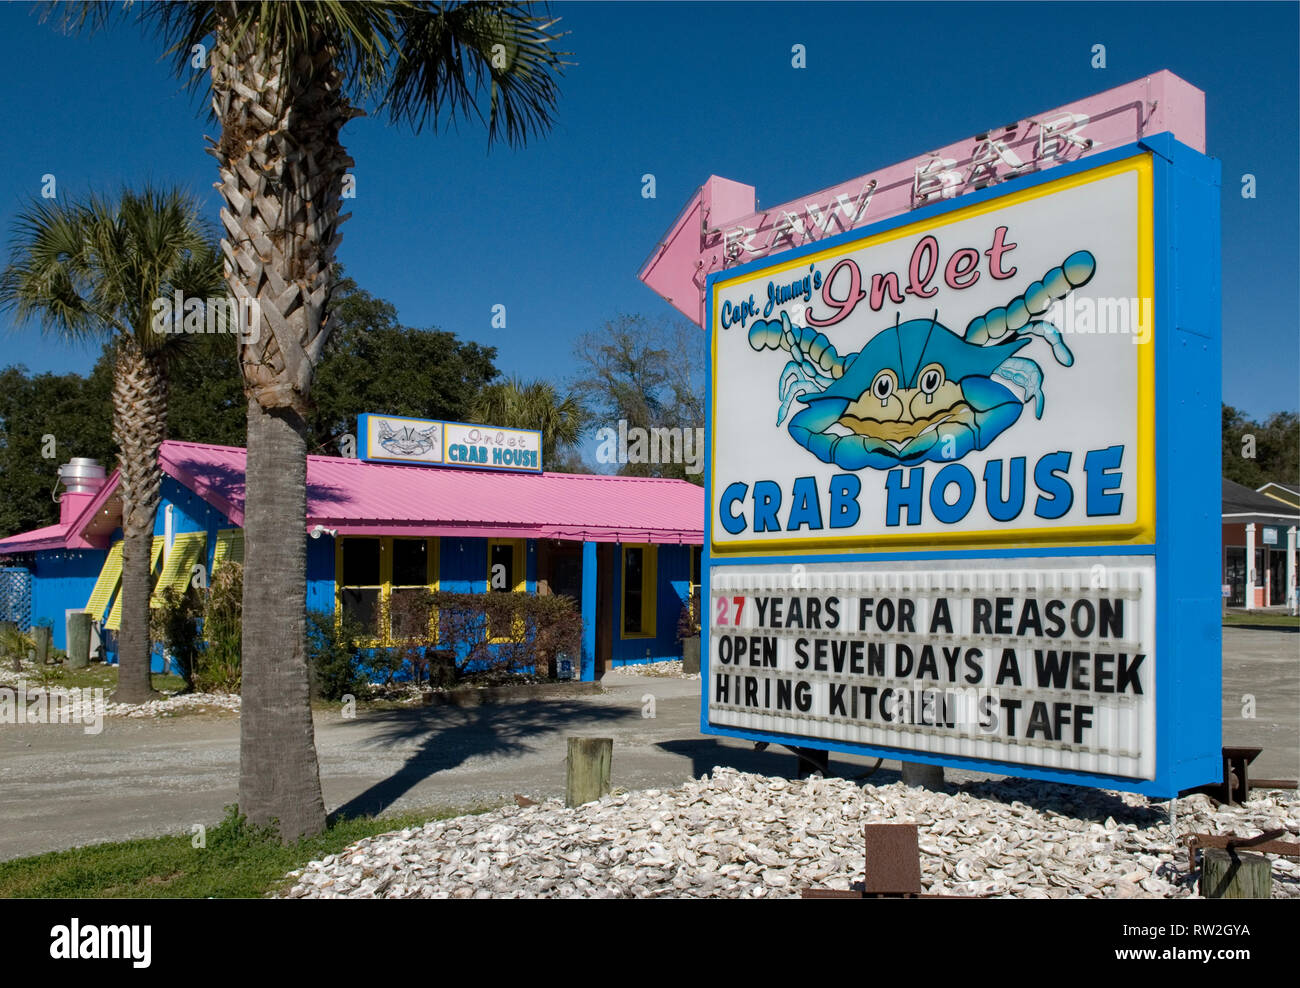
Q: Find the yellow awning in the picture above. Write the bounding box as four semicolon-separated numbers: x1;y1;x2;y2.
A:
211;527;244;573
151;532;208;604
103;536;165;631
85;542;124;622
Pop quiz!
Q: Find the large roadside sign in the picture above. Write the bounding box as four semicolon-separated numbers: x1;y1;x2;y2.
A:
702;136;1221;796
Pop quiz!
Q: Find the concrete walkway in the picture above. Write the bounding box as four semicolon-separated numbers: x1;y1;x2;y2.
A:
0;627;1295;862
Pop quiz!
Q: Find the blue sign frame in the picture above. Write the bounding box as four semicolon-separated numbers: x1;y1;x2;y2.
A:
702;134;1221;798
358;413;543;473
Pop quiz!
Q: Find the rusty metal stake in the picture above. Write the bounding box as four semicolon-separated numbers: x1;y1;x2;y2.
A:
803;823;979;898
1185;828;1300;873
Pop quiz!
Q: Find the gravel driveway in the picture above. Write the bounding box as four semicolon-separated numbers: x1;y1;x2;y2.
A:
0;627;1295;862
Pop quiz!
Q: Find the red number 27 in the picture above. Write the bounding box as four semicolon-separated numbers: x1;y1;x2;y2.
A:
714;595;745;626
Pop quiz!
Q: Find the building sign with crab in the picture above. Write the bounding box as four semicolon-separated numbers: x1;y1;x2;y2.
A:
359;413;542;472
700;133;1222;797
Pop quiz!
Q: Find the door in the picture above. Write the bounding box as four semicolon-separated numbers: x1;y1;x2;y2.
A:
594;543;614;677
1225;547;1245;607
546;543;583;605
1269;549;1287;605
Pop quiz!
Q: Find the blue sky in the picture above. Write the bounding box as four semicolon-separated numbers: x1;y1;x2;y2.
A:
0;1;1295;421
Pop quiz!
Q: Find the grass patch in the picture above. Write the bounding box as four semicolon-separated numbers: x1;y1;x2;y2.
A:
13;662;189;694
1223;612;1299;628
0;803;497;898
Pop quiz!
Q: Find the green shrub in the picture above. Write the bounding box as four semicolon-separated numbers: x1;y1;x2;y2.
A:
306;610;371;701
0;622;34;671
425;590;583;676
150;585;202;685
149;564;242;693
197;564;242;693
384;590;437;685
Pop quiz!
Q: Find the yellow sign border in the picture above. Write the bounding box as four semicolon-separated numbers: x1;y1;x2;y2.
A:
709;153;1156;556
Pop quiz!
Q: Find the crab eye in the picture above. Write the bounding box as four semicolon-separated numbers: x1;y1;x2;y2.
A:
871;372;895;404
919;366;944;396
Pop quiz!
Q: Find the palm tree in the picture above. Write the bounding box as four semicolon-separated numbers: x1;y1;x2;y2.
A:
59;2;569;838
0;188;223;704
470;375;586;465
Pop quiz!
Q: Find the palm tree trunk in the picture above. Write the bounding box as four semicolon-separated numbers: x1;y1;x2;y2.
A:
110;337;165;704
210;18;350;841
237;399;326;838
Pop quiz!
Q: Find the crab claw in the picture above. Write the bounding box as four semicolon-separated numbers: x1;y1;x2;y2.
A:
748;318;785;352
994;356;1046;418
1022;320;1074;367
967;250;1096;344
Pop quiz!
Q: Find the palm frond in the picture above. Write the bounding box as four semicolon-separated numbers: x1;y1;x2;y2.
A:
0;196;104;342
0;185;222;352
383;2;570;145
54;1;569;146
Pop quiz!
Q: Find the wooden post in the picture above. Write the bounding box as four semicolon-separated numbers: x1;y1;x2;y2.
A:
566;737;613;807
1200;847;1273;899
66;612;91;670
681;635;700;674
32;625;51;665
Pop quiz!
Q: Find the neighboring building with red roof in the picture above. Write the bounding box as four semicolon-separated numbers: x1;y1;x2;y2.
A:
0;440;705;680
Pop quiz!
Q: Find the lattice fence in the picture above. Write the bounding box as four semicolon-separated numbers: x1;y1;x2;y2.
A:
0;567;32;629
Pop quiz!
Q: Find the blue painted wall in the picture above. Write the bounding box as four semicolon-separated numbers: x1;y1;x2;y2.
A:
31;549;105;650
437;537;537;594
154;476;235;575
610;543;691;668
306;534;335;615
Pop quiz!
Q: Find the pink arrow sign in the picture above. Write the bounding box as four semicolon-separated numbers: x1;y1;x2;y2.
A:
639;70;1205;326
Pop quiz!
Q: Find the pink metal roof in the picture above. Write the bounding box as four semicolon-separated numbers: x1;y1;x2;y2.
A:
165;441;704;544
0;522;71;554
0;470;119;553
2;441;706;549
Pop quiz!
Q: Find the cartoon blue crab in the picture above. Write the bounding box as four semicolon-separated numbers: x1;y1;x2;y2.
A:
378;420;441;457
747;250;1096;469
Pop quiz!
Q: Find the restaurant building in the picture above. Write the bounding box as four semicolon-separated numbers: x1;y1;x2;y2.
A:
0;428;705;680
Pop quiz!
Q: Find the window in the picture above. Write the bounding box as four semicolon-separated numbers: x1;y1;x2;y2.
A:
486;539;526;641
1225;547;1245;607
487;539;525;593
339;537;382;637
622;544;658;638
390;538;435;639
336;536;438;643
